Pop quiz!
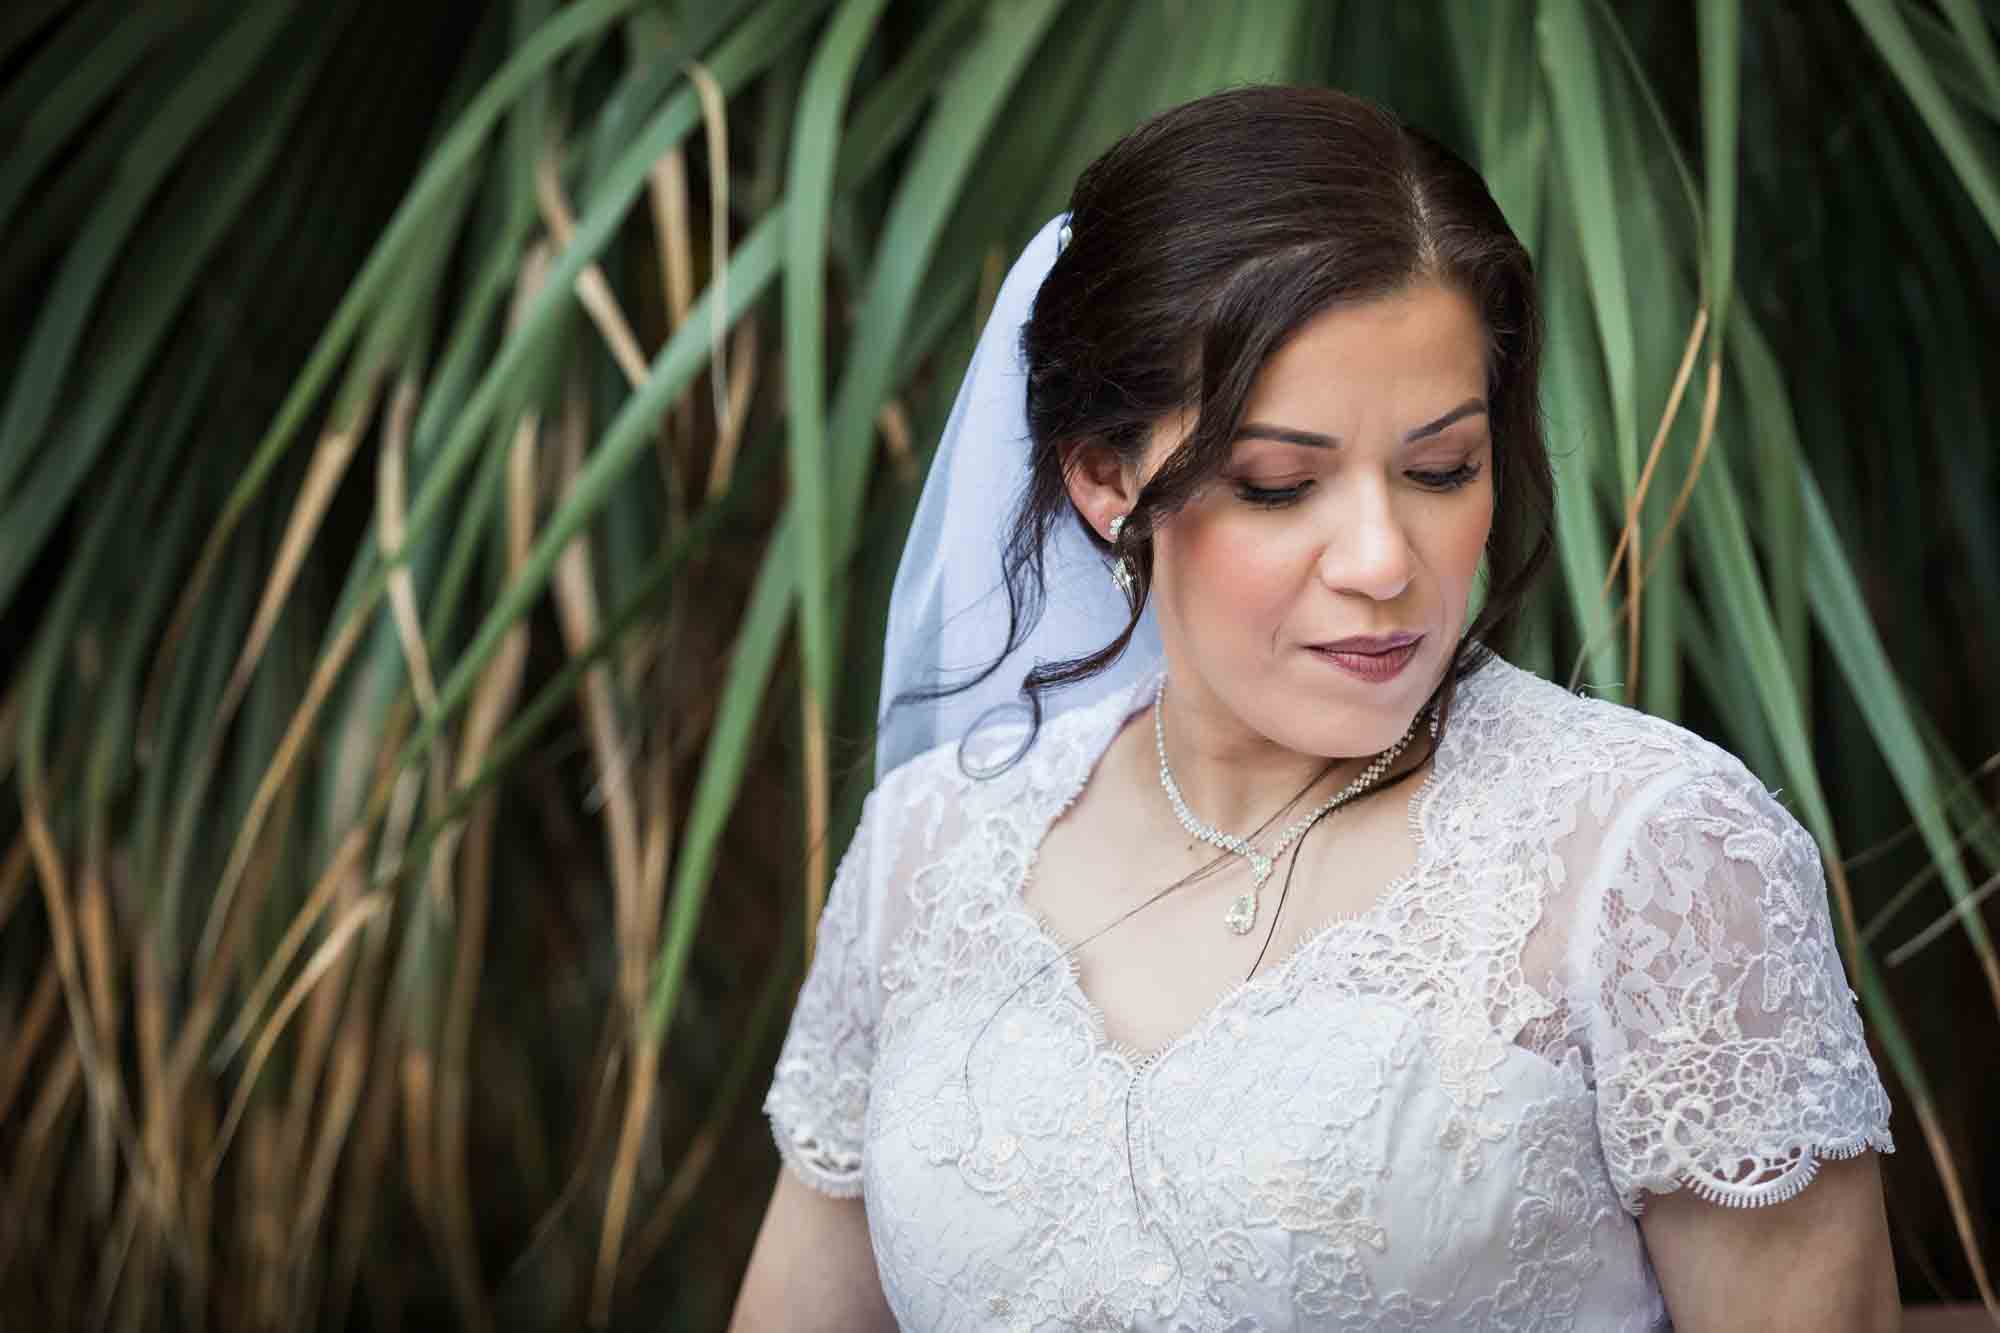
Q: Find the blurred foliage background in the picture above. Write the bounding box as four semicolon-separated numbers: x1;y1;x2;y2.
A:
1;0;1997;1328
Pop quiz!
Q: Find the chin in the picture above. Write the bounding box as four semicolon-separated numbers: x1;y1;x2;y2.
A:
1277;696;1420;758
1283;667;1429;741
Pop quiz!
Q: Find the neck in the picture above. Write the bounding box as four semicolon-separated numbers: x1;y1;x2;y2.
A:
1139;672;1409;837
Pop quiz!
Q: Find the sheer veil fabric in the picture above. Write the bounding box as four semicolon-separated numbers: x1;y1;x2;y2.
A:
874;211;1163;781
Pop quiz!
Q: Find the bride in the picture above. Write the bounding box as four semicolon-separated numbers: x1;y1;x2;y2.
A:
731;85;1898;1331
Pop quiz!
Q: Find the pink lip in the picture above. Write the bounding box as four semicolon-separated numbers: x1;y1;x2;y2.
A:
1308;635;1423;683
1310;631;1422;654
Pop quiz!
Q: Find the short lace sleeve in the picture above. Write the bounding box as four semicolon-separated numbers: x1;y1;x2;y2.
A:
761;779;902;1198
1580;759;1895;1215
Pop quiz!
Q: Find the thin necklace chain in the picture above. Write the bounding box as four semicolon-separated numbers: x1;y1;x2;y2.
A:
1154;676;1423;935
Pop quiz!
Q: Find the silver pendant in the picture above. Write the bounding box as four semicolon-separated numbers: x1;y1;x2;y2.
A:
1224;854;1271;934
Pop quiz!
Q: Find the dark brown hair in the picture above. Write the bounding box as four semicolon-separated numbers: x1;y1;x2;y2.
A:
886;83;1553;781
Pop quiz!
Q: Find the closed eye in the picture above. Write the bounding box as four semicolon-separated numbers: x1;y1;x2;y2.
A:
1410;462;1482;491
1233;461;1483;509
1233;481;1310;508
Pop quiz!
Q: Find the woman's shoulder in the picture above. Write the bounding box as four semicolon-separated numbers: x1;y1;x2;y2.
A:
871;681;1123;822
1460;657;1830;962
885;680;1131;783
1456;651;1774;819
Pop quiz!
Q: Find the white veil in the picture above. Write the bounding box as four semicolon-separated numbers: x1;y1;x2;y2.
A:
874;212;1165;780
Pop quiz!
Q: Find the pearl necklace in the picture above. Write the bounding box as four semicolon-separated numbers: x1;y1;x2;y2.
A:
1154;676;1425;935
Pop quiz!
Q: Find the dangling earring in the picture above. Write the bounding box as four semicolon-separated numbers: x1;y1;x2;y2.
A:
1107;513;1135;597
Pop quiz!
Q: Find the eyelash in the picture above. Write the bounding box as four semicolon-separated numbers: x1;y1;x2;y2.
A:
1233;462;1484;508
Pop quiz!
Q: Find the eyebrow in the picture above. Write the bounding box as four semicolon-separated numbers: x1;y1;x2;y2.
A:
1232;398;1488;450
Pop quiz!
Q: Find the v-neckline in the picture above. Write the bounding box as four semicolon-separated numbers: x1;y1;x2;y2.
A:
1004;663;1467;1076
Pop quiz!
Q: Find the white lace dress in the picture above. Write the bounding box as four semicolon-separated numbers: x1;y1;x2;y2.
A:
762;653;1895;1330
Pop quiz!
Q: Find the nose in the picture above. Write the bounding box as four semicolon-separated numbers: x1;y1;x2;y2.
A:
1316;475;1414;601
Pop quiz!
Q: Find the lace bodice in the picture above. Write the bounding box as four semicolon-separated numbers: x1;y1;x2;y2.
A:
763;653;1894;1330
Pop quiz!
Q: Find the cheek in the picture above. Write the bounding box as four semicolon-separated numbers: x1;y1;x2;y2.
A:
1429;489;1496;606
1439;495;1494;574
1160;513;1297;623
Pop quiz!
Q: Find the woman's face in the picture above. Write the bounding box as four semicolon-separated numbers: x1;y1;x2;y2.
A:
1140;279;1495;759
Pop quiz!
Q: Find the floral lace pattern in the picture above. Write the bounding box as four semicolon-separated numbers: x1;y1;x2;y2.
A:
764;654;1893;1329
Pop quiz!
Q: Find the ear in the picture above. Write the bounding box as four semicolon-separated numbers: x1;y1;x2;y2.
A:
1061;437;1143;543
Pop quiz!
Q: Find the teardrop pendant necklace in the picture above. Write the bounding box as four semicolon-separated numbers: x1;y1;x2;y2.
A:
1154;675;1426;935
